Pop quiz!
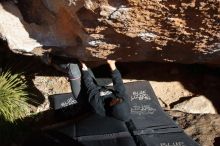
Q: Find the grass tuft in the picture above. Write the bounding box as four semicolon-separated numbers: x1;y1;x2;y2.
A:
0;70;30;123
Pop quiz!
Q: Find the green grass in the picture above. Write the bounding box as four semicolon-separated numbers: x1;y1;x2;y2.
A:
0;70;30;123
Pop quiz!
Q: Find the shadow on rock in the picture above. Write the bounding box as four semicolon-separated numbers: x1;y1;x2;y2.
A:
214;137;220;146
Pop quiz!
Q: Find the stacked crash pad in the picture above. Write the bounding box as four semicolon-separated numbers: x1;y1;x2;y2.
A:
47;81;200;146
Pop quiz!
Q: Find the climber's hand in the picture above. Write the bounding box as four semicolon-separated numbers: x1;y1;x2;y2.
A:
107;60;116;71
81;62;88;71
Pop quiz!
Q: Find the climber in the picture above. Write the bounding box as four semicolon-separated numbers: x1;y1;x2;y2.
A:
41;54;130;121
80;60;131;121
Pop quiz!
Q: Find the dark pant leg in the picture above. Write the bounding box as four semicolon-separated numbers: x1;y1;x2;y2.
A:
68;64;82;99
87;68;98;85
69;78;81;99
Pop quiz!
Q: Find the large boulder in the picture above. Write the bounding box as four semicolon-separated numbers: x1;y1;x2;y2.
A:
0;0;220;64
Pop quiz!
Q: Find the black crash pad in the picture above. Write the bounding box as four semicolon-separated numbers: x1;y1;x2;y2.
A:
47;81;200;146
56;114;136;146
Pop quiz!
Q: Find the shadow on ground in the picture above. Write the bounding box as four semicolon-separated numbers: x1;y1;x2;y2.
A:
1;48;220;113
0;47;220;145
92;62;220;113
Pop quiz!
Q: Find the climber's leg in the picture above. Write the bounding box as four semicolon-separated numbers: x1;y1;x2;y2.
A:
67;63;81;99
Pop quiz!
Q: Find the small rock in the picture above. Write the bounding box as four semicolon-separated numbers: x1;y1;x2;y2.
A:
172;95;217;114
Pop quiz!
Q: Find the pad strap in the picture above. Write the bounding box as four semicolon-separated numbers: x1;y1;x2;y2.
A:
133;125;183;135
74;131;130;141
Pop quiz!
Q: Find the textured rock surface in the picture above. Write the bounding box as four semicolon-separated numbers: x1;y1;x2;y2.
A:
0;2;42;54
0;0;220;64
0;0;89;57
150;81;217;114
172;95;217;114
150;81;194;107
168;110;220;146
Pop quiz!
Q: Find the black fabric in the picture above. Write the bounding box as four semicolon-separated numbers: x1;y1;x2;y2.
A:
57;114;128;138
82;69;130;121
125;81;200;146
82;70;105;116
67;64;81;99
23;131;84;146
56;114;136;146
126;120;146;146
48;92;90;120
49;93;77;110
48;81;200;146
109;101;131;121
69;78;81;99
126;81;176;129
79;137;136;146
68;64;81;79
140;132;199;146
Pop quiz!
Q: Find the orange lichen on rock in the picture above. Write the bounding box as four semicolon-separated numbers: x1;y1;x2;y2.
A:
79;0;220;63
0;0;219;64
